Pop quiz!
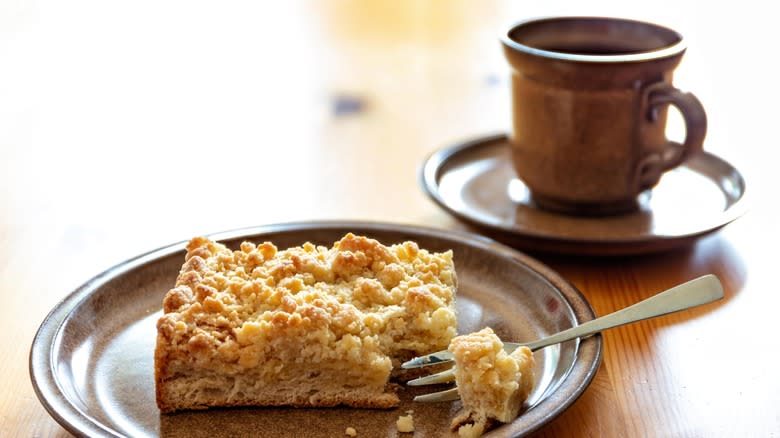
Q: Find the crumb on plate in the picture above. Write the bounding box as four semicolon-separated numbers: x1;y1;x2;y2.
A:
457;422;486;438
396;413;415;433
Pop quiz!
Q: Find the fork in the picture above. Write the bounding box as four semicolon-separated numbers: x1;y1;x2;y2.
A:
402;274;724;402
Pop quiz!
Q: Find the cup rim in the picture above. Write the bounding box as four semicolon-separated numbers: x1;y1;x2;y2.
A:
501;16;687;63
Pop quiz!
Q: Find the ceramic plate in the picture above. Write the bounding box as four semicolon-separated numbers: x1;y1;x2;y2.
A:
30;222;601;437
420;134;748;255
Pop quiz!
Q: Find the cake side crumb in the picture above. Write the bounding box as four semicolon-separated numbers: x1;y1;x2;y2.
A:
396;414;415;433
345;426;357;436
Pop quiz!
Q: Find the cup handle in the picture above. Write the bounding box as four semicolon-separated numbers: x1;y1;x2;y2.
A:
636;82;707;190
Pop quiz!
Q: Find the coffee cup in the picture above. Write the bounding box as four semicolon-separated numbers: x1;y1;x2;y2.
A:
501;16;707;215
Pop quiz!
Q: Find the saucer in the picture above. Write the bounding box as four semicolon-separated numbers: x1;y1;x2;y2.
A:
420;134;748;255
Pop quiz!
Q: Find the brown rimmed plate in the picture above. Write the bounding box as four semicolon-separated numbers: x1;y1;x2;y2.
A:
30;222;601;437
420;134;748;255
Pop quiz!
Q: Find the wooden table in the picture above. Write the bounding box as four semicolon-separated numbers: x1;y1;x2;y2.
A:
2;1;777;436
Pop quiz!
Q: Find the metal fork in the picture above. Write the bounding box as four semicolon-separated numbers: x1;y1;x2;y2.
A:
401;274;724;402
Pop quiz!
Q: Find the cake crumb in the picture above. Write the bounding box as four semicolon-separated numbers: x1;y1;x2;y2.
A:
345;426;357;436
457;422;486;438
396;414;415;433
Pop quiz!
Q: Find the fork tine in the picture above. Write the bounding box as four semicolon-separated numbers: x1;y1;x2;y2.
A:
407;368;456;386
401;350;454;369
413;387;460;403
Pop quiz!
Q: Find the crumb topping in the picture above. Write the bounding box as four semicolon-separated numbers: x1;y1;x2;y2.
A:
157;233;457;377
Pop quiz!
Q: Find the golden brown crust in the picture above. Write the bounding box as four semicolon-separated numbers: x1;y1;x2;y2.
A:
155;233;457;412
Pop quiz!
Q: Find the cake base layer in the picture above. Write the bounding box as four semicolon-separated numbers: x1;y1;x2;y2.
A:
157;371;400;413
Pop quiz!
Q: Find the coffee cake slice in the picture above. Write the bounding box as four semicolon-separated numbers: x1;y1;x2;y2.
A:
449;327;535;437
155;233;457;412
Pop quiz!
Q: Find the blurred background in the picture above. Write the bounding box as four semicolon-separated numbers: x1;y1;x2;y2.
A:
2;0;769;254
3;0;767;252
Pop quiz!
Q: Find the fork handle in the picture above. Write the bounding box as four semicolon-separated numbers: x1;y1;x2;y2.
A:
524;275;724;352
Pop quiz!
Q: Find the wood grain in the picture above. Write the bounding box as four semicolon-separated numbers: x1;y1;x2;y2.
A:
1;0;778;436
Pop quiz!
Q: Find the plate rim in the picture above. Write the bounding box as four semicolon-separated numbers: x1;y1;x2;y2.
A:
29;220;602;438
419;133;749;254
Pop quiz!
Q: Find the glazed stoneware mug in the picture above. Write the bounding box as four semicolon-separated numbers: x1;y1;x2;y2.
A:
502;16;707;215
